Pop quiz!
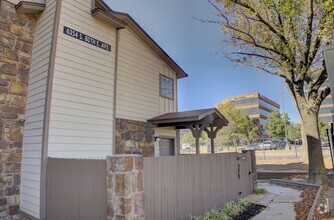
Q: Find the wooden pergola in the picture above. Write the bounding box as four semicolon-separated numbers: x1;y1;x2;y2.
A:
148;108;229;154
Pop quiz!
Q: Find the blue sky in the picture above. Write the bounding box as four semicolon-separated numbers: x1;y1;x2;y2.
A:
106;0;300;122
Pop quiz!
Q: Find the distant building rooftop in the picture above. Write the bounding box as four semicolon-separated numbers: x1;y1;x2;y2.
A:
221;92;280;109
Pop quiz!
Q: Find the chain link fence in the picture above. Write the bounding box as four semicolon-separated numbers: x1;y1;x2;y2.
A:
180;136;331;159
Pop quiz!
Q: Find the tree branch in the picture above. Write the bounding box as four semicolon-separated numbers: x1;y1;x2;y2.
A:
232;52;274;60
231;0;292;51
320;87;331;102
304;0;314;66
207;0;229;23
308;67;327;97
307;6;334;66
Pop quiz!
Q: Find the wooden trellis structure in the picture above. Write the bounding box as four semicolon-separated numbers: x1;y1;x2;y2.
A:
148;108;229;154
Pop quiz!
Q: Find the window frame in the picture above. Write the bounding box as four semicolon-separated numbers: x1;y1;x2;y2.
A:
159;74;174;100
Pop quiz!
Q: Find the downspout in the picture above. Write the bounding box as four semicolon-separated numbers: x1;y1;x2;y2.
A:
112;28;122;155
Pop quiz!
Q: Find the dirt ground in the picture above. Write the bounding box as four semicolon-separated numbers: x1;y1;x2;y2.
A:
256;157;334;171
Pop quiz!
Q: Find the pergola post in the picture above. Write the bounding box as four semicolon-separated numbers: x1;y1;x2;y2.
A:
186;116;212;154
204;125;223;154
211;135;215;153
195;131;200;154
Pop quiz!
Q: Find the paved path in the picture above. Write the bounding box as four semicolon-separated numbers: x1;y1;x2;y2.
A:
245;181;302;220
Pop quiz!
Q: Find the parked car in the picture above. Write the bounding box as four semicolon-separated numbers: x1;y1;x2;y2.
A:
259;141;276;150
245;143;259;150
272;140;279;147
279;141;287;147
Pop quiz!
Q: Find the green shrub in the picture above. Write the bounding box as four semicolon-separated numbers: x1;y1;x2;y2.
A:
190;199;251;220
253;187;268;194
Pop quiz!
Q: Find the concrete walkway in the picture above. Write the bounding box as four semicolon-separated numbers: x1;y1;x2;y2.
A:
245;181;302;220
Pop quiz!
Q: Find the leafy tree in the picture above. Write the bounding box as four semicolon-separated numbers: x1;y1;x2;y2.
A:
208;0;334;183
181;130;208;147
216;103;259;141
318;118;329;140
265;111;290;138
287;123;302;142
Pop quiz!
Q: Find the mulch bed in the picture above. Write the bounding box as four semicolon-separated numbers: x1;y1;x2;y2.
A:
279;183;334;220
313;183;334;220
232;203;266;220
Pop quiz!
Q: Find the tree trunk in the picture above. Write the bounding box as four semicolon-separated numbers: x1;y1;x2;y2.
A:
300;125;308;162
300;110;326;184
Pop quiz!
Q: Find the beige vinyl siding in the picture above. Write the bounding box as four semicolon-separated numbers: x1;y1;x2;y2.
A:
20;0;56;218
48;0;116;159
116;29;177;122
160;64;177;113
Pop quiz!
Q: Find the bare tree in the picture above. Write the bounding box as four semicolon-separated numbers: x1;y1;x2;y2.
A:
207;0;334;183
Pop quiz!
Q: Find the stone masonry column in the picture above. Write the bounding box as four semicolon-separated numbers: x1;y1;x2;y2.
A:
0;1;36;218
106;155;144;220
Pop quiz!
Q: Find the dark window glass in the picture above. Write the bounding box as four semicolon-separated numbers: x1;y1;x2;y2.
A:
241;108;259;115
160;75;174;99
230;98;258;107
319;107;334;114
322;98;333;105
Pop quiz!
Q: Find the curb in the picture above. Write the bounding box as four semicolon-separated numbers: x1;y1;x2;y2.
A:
269;179;323;220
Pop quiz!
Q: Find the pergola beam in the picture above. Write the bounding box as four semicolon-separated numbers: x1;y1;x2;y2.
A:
186;115;213;154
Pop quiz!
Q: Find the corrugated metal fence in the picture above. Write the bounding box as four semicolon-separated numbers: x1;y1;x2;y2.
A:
143;152;254;220
47;158;107;220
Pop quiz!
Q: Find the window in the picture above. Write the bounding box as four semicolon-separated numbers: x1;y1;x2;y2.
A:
322;98;333;105
231;98;258;106
160;75;174;99
319;107;334;114
241;108;259;115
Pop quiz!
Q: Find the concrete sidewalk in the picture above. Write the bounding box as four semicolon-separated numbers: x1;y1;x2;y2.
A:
244;181;302;220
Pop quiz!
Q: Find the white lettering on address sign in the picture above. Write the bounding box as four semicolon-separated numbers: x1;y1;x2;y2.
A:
63;26;111;52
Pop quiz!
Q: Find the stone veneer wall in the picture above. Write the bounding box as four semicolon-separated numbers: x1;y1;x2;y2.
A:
106;155;144;220
0;1;36;218
115;118;155;157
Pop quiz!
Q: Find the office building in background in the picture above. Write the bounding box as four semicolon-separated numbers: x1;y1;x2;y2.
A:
220;92;280;127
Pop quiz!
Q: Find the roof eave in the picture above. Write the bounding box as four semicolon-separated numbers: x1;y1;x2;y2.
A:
15;1;46;14
93;0;188;79
116;13;188;79
91;8;127;29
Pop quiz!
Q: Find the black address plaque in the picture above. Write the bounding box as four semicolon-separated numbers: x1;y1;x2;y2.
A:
63;26;111;52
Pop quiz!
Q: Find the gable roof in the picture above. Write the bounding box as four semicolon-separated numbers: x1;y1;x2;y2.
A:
92;0;188;79
148;108;229;128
